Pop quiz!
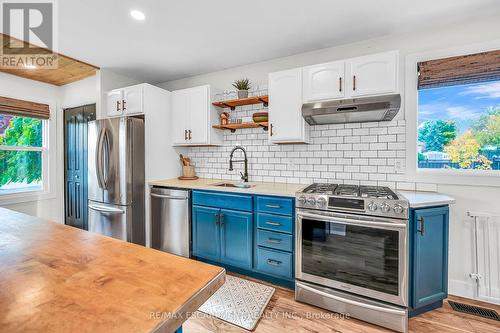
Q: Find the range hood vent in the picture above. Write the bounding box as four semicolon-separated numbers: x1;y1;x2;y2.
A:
302;94;401;125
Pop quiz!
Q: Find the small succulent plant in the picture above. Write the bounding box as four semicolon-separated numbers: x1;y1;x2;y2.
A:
232;78;251;91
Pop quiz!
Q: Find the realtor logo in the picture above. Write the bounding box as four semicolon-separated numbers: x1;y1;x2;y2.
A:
1;0;57;69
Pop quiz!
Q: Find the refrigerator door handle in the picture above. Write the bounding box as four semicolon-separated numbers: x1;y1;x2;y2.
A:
89;204;125;214
101;129;109;189
95;128;105;189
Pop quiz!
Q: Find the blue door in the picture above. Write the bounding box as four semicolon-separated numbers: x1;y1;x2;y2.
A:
220;209;253;269
192;205;220;261
411;206;449;309
64;104;96;230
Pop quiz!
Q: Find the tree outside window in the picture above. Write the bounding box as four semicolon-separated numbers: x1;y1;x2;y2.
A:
418;81;500;171
0;115;44;194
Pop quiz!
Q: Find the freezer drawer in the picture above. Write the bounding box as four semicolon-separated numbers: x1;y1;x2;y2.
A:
88;201;130;241
150;187;191;257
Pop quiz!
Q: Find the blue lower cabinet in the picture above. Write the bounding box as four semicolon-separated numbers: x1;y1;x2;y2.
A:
257;229;293;252
220;209;253;269
256;247;293;279
410;206;449;316
192;205;220;261
257;213;293;234
191;190;295;287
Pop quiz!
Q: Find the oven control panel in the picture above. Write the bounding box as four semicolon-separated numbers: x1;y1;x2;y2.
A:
296;194;409;219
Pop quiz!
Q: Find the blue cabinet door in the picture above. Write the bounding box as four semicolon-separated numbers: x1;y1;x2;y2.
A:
411;206;449;310
192;205;220;261
220;209;253;269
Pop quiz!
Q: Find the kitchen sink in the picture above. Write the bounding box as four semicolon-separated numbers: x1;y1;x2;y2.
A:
211;182;255;189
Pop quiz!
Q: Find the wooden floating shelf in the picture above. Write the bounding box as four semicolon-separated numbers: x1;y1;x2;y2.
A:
212;95;268;110
213;122;268;133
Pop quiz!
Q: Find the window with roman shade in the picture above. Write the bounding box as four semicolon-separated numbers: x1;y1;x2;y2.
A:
416;49;500;171
0;96;50;195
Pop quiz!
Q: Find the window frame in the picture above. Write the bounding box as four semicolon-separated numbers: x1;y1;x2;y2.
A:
0;98;56;205
405;40;500;187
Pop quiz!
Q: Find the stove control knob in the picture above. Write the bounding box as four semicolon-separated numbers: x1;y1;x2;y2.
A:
381;203;391;213
317;197;327;207
297;196;306;205
393;204;404;214
367;201;378;212
307;197;317;206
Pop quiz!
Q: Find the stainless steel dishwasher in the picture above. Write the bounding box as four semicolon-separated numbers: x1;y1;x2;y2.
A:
150;187;191;257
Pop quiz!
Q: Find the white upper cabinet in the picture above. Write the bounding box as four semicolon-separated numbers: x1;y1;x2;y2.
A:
171;85;222;146
301;51;398;102
106;84;144;117
106;89;124;117
122;85;144;115
348;51;398;97
268;68;309;144
302;61;345;102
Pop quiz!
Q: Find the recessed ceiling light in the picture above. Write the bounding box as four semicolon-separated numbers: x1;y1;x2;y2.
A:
24;64;36;69
130;10;145;21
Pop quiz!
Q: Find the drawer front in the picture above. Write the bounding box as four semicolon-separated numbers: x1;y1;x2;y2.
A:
257;229;293;252
256;247;293;279
192;191;252;211
257;213;293;234
257;196;293;216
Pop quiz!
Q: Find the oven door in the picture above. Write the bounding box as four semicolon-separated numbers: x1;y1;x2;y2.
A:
296;209;408;306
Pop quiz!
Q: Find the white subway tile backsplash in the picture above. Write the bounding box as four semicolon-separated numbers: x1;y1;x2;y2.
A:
183;101;422;189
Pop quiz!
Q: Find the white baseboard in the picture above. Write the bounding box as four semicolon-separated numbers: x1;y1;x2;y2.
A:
449;279;500;305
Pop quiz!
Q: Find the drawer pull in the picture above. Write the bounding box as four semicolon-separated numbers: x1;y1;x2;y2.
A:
267;259;282;266
265;221;281;226
266;204;281;209
266;238;282;244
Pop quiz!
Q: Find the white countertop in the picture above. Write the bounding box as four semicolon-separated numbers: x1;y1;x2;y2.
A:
148;178;305;197
149;178;456;208
398;191;455;208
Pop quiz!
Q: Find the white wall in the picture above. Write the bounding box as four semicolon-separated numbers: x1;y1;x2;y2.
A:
59;75;98;109
159;13;500;302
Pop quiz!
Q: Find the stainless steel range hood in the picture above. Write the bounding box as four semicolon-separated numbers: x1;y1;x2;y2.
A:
302;94;401;125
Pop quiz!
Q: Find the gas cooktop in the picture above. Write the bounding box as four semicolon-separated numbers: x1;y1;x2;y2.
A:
297;183;409;219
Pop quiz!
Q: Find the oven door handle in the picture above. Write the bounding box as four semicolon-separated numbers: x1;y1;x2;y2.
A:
297;282;407;316
297;212;407;230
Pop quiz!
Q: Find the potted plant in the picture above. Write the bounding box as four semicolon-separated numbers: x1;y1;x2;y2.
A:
232;78;251;99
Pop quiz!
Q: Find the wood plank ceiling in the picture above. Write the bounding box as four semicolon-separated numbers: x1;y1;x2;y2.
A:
0;34;99;86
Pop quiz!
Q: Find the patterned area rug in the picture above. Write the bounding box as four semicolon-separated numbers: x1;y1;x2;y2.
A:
199;275;275;330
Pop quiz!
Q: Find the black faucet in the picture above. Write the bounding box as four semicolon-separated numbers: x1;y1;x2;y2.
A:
229;146;248;182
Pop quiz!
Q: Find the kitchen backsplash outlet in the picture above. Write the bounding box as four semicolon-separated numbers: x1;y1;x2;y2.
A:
184;97;435;192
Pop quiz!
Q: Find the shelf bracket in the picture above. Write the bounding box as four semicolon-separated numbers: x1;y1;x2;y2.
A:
230;129;236;133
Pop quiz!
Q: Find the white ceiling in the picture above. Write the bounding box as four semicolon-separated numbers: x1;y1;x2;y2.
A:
57;0;500;83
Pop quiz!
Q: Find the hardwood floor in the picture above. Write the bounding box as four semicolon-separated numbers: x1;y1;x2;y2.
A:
184;273;500;333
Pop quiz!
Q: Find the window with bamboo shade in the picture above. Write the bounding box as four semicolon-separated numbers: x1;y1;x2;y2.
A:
416;49;500;172
0;96;49;195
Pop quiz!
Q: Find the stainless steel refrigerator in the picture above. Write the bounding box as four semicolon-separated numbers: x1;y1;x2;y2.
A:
87;117;145;245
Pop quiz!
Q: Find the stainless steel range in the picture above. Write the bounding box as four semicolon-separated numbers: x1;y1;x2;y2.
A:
295;183;410;332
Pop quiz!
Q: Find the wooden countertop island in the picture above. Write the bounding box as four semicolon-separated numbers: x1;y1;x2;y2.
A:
0;208;225;333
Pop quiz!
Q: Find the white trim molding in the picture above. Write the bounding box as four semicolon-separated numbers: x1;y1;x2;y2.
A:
404;39;500;187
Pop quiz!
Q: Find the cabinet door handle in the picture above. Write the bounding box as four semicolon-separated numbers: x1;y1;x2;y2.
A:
214;213;219;225
267;259;282;266
188;130;192;140
417;217;425;236
122;100;126;111
266;204;281;209
220;213;224;225
184;130;188;140
116;100;121;111
265;221;281;226
266;238;282;244
353;75;356;91
339;77;342;92
270;123;273;136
